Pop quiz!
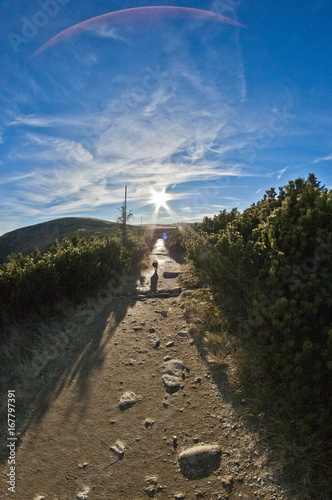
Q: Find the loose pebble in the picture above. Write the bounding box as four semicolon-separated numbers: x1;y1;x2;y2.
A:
110;440;125;459
119;392;139;410
76;486;90;500
144;418;155;428
149;334;160;349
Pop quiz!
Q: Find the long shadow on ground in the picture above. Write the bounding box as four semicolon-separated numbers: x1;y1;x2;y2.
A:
0;275;141;464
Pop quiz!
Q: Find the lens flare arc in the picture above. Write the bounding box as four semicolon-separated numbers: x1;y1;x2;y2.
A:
34;6;245;56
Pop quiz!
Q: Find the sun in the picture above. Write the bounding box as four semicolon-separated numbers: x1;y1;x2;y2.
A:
149;187;172;209
147;185;177;224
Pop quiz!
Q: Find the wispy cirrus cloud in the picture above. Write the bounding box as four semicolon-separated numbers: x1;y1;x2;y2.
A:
0;13;310;234
3;77;298;229
313;154;332;163
87;24;126;42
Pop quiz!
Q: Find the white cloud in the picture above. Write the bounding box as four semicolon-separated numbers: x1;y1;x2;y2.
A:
0;34;288;232
277;167;288;179
313;154;332;163
9;114;94;128
0;172;34;185
88;24;126;42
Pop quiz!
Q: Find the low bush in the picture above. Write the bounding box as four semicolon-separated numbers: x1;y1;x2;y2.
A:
176;174;332;497
0;233;147;331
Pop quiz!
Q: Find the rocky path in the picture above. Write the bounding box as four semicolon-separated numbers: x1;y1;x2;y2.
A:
0;240;286;500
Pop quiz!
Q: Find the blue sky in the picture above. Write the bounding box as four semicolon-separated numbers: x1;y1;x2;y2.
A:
0;0;331;235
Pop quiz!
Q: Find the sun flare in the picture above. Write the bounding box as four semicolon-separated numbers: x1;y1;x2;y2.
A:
150;188;172;209
147;185;178;224
150;189;172;210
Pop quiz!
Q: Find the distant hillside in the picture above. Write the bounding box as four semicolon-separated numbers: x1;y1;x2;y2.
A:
0;217;117;264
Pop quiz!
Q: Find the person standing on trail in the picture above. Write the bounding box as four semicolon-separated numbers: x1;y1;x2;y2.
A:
151;260;158;292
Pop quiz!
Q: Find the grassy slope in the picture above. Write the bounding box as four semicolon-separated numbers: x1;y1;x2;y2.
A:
0;217;118;264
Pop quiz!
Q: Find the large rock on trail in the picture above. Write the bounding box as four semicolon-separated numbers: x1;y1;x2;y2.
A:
161;359;185;393
178;444;221;478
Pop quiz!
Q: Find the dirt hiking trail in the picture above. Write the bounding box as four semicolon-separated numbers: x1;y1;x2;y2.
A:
0;239;286;500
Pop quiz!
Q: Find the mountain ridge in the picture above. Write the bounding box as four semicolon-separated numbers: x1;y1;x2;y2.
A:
0;217;181;264
0;217;117;264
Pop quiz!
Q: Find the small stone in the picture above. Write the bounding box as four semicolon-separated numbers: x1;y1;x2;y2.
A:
110;420;116;425
149;334;160;349
161;310;168;317
166;341;175;348
178;444;221;479
144;419;155;428
78;462;89;469
163;402;169;409
174;493;185;499
149;328;156;333
195;377;202;384
110;440;125;459
164;356;171;361
76;486;90;500
34;496;47;500
221;475;234;493
173;436;178;448
133;327;142;332
144;476;161;498
177;331;187;337
119;392;139;410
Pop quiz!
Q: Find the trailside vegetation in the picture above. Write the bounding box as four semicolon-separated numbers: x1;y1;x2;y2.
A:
179;174;332;497
164;226;187;261
0;232;148;331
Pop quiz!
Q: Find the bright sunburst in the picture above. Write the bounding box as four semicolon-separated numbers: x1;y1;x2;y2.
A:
147;186;177;224
150;188;172;209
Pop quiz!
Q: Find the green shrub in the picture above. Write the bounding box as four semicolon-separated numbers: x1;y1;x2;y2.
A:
164;227;186;257
0;233;148;330
184;174;332;446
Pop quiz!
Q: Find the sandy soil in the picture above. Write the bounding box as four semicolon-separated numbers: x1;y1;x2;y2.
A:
0;240;287;500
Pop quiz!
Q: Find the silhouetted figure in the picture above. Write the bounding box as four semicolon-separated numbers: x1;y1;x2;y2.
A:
150;259;158;293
